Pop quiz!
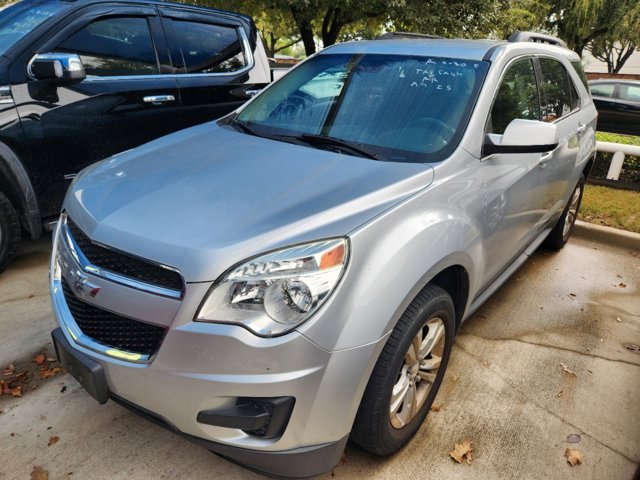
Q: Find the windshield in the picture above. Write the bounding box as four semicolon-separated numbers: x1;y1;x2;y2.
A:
235;53;489;163
0;1;65;57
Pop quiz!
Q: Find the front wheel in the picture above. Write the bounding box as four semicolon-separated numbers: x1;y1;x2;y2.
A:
0;190;20;273
544;175;585;250
351;284;455;456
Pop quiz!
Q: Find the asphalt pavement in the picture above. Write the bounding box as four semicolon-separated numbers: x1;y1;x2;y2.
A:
0;223;638;480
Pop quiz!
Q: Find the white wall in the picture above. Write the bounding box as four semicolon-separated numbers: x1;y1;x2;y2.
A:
582;47;640;75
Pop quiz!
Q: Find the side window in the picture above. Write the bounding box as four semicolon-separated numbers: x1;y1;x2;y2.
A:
619;85;640;102
538;58;578;122
57;17;158;76
488;58;540;135
170;21;246;74
589;83;615;98
570;60;589;92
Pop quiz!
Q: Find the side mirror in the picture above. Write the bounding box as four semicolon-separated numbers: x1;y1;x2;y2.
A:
28;53;86;83
484;119;558;155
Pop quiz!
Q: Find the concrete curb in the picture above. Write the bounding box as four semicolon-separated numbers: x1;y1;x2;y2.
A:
573;220;640;250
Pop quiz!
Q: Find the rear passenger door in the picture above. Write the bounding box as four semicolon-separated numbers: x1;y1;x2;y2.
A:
159;8;269;130
535;57;587;219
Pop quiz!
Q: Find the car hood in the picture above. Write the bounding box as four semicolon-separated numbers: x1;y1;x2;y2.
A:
65;122;434;282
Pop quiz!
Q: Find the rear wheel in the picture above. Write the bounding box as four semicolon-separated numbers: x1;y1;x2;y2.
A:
544;175;585;250
351;284;455;456
0;190;20;273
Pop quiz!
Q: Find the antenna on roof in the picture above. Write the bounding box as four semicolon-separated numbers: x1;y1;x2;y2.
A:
508;31;568;49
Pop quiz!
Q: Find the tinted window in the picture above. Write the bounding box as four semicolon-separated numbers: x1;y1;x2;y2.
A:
489;59;540;134
539;58;576;122
620;85;640;102
236;54;490;163
590;83;615;98
570;60;589;92
171;21;246;74
58;17;158;76
0;2;66;55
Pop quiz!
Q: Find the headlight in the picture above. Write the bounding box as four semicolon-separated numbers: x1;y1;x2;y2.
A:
196;238;349;337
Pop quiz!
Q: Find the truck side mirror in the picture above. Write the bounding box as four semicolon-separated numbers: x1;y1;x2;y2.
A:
28;53;86;83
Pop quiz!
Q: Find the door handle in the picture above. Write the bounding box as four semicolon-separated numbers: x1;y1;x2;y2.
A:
539;152;552;168
576;122;586;133
245;88;262;97
143;95;175;105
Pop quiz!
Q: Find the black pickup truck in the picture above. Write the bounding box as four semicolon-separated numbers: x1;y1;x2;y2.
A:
0;0;271;270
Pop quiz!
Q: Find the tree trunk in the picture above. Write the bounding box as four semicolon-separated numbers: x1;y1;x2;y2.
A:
321;7;345;47
290;5;316;56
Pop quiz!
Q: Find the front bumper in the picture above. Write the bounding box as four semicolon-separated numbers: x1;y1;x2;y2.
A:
52;327;348;478
50;219;385;477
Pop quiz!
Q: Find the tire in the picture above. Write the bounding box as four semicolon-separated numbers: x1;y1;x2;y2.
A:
0;190;20;273
543;175;585;250
351;284;455;456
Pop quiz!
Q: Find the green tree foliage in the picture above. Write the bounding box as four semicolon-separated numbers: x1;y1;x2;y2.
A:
545;0;637;57
587;3;640;73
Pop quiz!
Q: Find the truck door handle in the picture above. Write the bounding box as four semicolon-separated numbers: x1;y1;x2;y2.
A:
576;123;586;134
539;152;552;168
143;95;175;104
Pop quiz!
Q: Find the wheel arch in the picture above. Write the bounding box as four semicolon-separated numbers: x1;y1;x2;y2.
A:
0;141;41;239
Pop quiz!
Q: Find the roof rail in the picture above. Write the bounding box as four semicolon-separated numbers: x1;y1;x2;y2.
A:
377;32;442;41
508;30;567;49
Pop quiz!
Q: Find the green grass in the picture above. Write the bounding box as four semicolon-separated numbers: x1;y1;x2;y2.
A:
595;131;640;146
579;185;640;233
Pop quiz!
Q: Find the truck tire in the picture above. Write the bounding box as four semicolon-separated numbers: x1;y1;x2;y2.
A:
0;190;20;272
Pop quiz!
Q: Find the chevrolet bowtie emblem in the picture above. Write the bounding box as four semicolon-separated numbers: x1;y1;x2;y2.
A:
70;269;101;298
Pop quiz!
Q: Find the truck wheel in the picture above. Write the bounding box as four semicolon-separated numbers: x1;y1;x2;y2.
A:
0;190;20;272
544;175;585;250
351;284;455;456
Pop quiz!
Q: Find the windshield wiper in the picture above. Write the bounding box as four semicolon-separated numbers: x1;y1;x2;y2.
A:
228;117;260;136
297;134;386;161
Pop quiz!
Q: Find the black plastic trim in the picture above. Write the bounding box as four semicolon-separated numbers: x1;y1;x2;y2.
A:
483;137;558;155
111;393;348;478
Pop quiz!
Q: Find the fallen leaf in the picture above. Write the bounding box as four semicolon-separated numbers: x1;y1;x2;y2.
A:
39;367;62;379
31;466;49;480
625;344;640;353
564;447;583;466
60;385;67;393
557;390;564;398
560;363;577;376
566;434;581;443
10;385;22;397
569;293;576;297
450;438;474;464
431;403;443;412
617;282;627;288
34;354;46;366
2;363;15;376
47;436;59;447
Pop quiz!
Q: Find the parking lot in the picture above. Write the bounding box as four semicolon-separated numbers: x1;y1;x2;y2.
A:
1;224;638;480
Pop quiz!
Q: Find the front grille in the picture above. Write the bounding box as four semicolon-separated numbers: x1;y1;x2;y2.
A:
61;276;166;356
66;218;184;292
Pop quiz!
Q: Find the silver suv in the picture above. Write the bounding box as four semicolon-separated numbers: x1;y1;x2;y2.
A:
50;31;596;477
